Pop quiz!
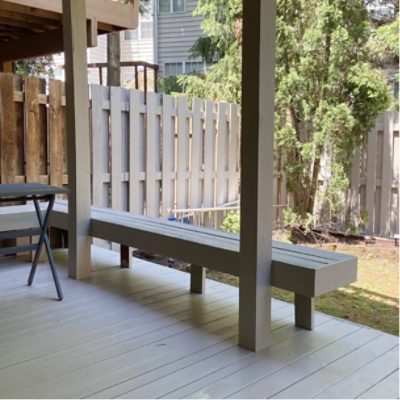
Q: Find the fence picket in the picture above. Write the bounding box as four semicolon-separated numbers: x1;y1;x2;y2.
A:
146;92;161;217
91;85;108;208
110;86;123;214
161;94;176;217
25;76;42;183
0;74;19;183
379;113;394;236
190;98;203;210
49;80;64;189
216;102;228;206
129;90;145;215
176;96;190;210
228;103;239;203
203;101;215;209
365;122;378;234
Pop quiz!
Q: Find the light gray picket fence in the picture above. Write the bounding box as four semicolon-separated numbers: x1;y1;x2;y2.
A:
90;85;243;223
350;112;399;237
315;111;399;237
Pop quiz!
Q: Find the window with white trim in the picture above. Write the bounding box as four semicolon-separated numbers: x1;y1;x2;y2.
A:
164;62;183;76
185;61;204;74
159;0;185;13
164;61;206;76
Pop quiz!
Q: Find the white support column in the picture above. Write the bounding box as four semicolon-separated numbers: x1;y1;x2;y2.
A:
62;0;92;279
239;0;277;351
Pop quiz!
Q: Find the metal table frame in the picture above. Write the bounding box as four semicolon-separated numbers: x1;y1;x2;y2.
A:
0;184;68;300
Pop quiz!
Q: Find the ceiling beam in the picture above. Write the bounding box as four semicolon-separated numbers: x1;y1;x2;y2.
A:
0;27;63;62
0;18;97;62
0;16;49;31
0;8;61;29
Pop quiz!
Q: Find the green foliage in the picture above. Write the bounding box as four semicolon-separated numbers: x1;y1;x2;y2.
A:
158;75;185;95
15;57;55;78
368;15;399;65
283;208;313;232
221;211;240;233
345;209;369;235
178;43;241;103
178;0;242;103
185;0;392;225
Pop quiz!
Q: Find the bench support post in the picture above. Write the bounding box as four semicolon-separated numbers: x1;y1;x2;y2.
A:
120;245;133;268
190;265;205;294
295;294;315;330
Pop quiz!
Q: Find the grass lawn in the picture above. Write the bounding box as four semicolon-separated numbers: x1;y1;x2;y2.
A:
208;236;399;336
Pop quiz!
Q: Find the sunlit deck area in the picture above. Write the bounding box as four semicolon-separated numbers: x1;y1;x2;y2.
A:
0;246;398;399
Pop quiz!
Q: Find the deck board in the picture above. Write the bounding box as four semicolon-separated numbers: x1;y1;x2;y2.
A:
0;246;397;399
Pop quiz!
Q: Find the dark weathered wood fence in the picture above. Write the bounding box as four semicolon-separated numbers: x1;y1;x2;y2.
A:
0;73;67;187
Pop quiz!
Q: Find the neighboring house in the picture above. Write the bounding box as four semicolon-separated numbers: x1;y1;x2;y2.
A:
156;0;205;76
119;0;206;79
52;0;205;85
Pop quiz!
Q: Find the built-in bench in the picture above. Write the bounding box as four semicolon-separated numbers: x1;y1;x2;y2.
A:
0;201;357;329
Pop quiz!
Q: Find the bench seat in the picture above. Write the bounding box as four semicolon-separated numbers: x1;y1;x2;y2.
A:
1;201;358;329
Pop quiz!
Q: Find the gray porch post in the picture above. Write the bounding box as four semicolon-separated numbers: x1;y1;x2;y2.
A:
239;0;277;351
62;0;92;279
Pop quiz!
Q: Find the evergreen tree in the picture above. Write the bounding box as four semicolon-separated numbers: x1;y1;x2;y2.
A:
181;0;393;222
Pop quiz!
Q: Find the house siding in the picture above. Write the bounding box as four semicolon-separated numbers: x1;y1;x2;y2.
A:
157;0;205;75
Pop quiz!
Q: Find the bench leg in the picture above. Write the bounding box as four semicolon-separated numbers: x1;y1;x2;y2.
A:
295;294;315;330
120;245;133;268
190;265;205;294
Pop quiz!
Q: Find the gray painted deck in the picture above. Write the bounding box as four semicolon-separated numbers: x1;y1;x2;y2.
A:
0;247;398;399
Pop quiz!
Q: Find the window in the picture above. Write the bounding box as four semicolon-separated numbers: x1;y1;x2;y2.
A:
164;61;206;76
159;0;170;13
172;0;185;12
140;21;153;39
159;0;185;13
185;61;204;74
124;29;138;40
164;62;183;76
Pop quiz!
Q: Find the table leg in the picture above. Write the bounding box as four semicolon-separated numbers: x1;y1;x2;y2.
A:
27;196;63;300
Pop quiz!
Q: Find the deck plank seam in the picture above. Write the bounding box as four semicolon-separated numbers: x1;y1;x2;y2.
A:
262;329;385;399
355;369;400;399
159;317;339;399
218;325;366;399
311;344;400;399
92;314;313;399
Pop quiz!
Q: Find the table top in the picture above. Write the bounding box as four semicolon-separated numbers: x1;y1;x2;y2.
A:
0;183;69;198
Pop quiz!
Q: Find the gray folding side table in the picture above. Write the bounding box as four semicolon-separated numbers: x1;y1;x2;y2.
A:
0;183;68;300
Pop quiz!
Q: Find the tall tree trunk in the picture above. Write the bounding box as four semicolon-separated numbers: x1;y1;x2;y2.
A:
107;31;121;86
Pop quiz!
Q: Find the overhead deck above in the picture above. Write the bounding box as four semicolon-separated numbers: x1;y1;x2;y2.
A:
0;0;138;62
